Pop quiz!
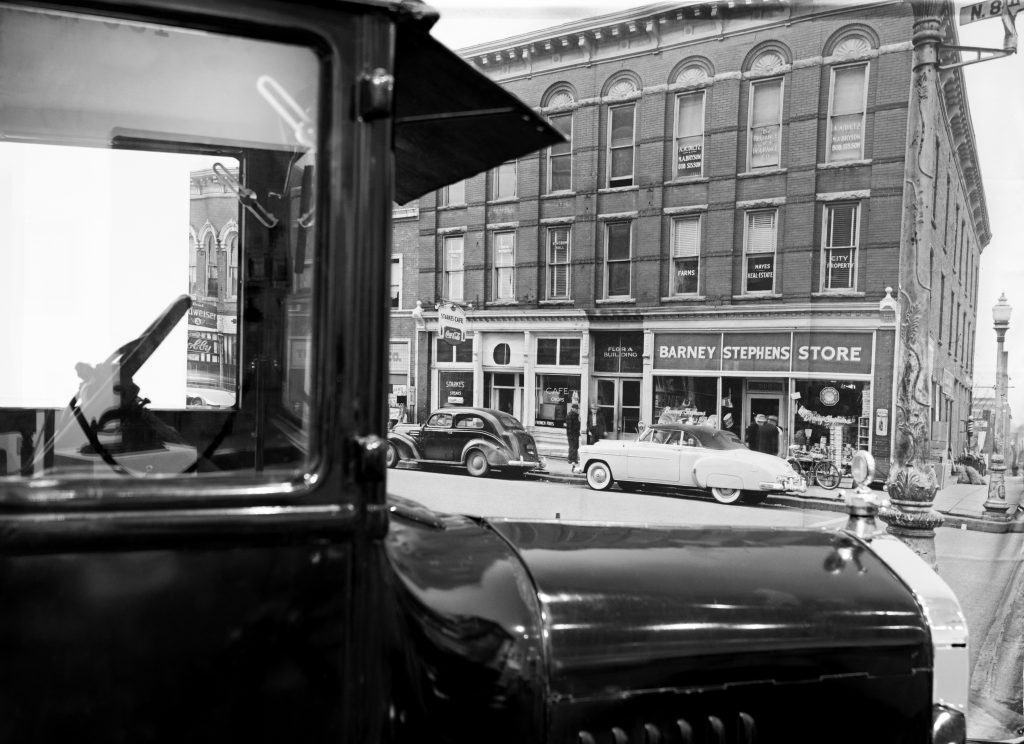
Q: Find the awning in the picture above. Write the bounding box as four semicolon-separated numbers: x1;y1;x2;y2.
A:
393;24;565;204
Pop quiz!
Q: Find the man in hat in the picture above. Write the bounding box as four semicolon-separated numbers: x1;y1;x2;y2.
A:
566;403;581;466
586;404;606;445
758;414;783;457
745;413;766;450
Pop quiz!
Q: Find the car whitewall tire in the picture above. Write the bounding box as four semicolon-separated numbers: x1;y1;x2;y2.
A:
586;461;614;491
465;449;490;477
710;486;742;504
385;442;399;469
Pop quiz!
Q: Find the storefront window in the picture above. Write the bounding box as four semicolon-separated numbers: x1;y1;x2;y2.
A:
653;376;718;425
793;380;869;457
535;374;580;428
436;337;472;363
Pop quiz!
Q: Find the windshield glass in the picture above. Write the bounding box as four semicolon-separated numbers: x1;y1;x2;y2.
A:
0;6;321;480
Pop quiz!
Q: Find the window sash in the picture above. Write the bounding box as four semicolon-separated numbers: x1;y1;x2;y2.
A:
440;180;465;206
390;257;402;309
744;210;776;293
547;227;570;299
672;216;700;295
492;162;517;200
548;113;573;192
675;92;705;178
828;64;867;162
749;79;782;169
493;231;515;300
823;203;859;290
444;236;464;301
673;256;700;295
608;104;635;186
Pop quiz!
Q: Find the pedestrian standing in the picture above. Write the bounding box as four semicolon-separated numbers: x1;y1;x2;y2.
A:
587;404;606;445
746;413;766;450
758;414;782;457
566;403;581;465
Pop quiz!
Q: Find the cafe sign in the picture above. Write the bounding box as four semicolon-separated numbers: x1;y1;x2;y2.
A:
438;302;467;346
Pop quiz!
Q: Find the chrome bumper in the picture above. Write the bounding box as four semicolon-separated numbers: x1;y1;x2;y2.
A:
760;476;807;493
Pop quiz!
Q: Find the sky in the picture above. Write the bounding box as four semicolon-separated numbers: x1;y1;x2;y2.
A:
428;0;1024;420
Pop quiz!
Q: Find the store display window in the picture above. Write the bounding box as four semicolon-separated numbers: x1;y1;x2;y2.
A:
792;380;869;458
653;376;718;425
535;374;580;428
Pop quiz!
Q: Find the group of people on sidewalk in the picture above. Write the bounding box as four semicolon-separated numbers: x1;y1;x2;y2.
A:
744;413;785;458
566;403;607;466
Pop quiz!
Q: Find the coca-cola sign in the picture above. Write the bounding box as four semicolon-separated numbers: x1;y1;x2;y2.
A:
188;336;213;353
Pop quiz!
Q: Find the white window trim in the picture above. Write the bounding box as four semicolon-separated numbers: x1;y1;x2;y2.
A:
391;255;403;310
747;77;784;171
671;215;701;296
547;112;574;194
825;62;869;164
443;234;465;302
492;230;516;301
674;89;706;179
546;225;572;301
743;209;778;295
820;202;861;292
607;102;636;188
535;336;582;367
439;180;466;208
491;161;518;201
604;221;633;299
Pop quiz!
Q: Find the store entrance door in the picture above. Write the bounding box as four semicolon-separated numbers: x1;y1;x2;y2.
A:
744;393;783;451
595;377;642;440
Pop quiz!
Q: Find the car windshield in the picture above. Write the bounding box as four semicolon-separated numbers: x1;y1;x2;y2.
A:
0;6;321;482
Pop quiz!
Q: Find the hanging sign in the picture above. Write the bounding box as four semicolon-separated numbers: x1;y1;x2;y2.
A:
438;302;467;346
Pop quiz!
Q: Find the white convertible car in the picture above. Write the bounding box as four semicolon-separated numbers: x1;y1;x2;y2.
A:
578;423;806;505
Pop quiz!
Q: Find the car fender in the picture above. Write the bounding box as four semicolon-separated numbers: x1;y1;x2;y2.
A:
693;455;754;490
387;431;422;460
460;438;509;465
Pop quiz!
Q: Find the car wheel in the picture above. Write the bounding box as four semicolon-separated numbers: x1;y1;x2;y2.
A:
385;442;399;469
465;449;490;477
710;486;743;504
585;461;614;491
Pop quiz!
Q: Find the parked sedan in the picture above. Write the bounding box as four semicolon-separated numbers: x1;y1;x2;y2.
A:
385;407;545;477
578;423;805;504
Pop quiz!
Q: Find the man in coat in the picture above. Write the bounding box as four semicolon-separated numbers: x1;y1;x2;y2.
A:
745;413;766;450
565;403;581;465
586;404;607;445
758;414;783;457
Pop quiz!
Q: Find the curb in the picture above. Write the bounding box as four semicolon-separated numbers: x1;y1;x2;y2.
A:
400;460;1024;533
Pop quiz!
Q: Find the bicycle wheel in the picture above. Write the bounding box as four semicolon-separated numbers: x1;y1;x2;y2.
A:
786;458;807;486
814;461;841;490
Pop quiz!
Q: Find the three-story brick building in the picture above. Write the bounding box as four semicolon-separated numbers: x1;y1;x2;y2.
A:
389;0;988;471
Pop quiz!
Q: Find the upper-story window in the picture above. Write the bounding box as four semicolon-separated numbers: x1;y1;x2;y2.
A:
391;256;402;309
604;221;632;298
188;234;198;295
827;63;868;162
822;202;859;291
548;112;573;193
491;161;517;200
674;91;706;179
537;337;581;366
744;210;777;294
443;234;464;302
546;226;571;300
747;50;786;170
438;180;465;207
671;215;701;295
226;231;239;299
204;233;219;298
492;231;515;301
605;77;639;188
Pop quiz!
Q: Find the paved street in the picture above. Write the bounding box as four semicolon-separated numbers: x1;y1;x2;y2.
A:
388;464;1024;741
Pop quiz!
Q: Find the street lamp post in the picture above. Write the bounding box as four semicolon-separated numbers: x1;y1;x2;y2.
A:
983;293;1012;515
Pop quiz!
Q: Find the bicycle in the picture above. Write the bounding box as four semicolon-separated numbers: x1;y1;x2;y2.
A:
787;448;842;490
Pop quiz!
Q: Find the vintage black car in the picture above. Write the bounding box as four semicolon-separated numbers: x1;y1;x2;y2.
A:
0;1;971;743
386;406;544;476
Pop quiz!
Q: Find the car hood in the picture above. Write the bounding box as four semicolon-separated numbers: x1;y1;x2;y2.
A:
489;519;929;697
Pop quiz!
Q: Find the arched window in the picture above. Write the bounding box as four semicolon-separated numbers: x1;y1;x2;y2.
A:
543;85;576;194
226;232;238;298
746;49;788;171
671;62;712;179
205;233;218;298
603;75;640;188
826;35;872;163
188;233;198;296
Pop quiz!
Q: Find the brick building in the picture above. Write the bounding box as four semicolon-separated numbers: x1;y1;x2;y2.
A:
389;0;988;468
188;166;240;406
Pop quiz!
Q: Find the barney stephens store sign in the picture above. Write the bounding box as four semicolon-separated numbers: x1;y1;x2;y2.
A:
654;331;873;375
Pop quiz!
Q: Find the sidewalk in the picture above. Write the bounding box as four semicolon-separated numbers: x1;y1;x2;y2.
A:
526;458;1024;533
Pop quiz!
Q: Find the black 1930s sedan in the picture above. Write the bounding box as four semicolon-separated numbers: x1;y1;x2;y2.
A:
386;407;545;477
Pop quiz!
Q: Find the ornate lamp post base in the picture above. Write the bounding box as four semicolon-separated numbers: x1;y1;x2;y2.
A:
880;464;943;570
983;453;1010;517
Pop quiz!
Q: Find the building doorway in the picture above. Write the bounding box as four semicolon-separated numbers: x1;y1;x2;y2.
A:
484;372;522;420
594;377;642;440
